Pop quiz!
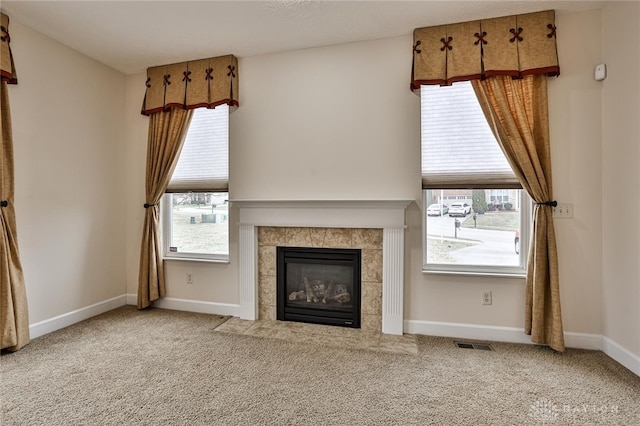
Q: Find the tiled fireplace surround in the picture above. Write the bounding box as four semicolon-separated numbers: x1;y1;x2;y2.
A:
234;200;412;335
258;227;383;332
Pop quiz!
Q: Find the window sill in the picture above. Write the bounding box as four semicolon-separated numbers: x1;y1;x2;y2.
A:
164;256;230;264
422;268;526;279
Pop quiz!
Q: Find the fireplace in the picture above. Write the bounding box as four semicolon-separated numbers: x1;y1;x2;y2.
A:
234;199;411;335
277;246;361;328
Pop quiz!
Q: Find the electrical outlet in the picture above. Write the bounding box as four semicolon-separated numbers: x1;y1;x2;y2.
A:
552;203;573;218
186;272;193;284
482;290;492;305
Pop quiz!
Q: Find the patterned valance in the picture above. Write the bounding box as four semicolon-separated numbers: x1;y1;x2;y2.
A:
411;10;559;90
141;54;238;116
1;12;18;84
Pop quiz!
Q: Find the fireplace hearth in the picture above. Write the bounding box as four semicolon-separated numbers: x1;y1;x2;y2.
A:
277;246;361;328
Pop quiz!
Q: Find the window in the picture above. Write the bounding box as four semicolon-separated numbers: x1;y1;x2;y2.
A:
421;82;529;276
162;106;229;261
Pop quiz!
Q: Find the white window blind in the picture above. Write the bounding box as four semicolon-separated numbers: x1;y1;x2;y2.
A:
167;105;229;193
421;82;520;189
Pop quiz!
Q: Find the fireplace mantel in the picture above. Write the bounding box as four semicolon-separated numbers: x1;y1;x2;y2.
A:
232;199;413;335
231;199;413;229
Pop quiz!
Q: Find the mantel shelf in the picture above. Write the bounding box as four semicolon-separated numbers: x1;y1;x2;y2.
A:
231;199;415;209
232;199;414;229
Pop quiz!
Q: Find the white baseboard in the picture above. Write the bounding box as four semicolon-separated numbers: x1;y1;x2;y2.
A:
126;293;239;317
405;320;532;345
29;295;127;339
126;293;137;306
564;331;603;350
602;336;640;377
404;320;603;350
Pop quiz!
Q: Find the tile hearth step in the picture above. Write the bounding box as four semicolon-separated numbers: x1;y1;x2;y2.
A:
214;317;418;355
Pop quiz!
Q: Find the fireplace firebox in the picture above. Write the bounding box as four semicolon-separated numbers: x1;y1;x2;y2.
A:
277;247;361;328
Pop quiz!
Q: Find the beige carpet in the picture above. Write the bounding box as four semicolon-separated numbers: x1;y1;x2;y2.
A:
1;306;639;425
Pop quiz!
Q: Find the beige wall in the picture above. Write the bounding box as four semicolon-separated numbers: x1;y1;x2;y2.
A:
545;9;604;334
601;2;640;357
230;36;420;199
9;21;126;323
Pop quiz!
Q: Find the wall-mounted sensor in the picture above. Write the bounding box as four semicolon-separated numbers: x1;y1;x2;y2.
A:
595;64;607;81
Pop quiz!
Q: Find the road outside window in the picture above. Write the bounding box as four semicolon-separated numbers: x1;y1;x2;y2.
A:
424;189;527;274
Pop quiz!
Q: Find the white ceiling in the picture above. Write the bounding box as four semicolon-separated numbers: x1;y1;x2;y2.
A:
2;1;605;75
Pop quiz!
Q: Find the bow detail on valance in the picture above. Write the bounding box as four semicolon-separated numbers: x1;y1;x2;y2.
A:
411;10;559;90
141;54;238;115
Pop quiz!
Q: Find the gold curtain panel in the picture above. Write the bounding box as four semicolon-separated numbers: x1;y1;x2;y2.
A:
141;54;238;115
411;10;559;89
1;13;18;84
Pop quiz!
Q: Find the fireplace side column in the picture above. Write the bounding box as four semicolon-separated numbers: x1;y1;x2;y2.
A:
239;224;258;320
382;227;405;335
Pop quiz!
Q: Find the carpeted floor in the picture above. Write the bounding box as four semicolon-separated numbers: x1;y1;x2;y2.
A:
1;306;639;425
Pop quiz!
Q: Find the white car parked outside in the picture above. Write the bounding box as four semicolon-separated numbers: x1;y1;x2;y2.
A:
448;203;472;217
427;204;449;216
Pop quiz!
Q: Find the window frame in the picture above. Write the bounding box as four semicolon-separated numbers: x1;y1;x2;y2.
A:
162;192;230;263
161;106;230;263
422;189;530;277
420;81;530;278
